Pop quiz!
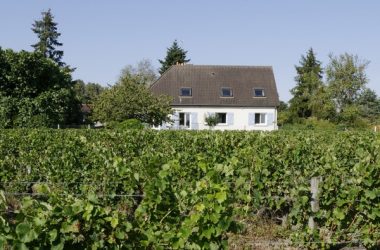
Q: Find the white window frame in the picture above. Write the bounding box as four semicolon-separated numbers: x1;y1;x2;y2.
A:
179;112;191;128
220;87;233;97
254;113;266;125
180;87;192;97
253;88;265;97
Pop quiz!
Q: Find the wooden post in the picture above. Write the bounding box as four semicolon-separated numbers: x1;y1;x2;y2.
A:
308;177;321;230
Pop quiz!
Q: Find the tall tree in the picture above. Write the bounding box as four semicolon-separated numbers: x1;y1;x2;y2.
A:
289;48;324;118
326;53;369;114
158;40;190;75
0;48;80;128
31;9;65;66
119;59;158;86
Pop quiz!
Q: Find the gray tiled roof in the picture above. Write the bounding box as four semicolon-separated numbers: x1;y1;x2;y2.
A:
150;64;279;107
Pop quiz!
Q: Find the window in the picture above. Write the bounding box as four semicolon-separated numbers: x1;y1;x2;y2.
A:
253;88;265;97
254;113;266;125
180;88;192;97
221;87;233;97
217;113;227;124
179;112;190;127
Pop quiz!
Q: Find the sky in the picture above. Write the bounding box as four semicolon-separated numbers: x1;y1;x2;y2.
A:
1;0;379;101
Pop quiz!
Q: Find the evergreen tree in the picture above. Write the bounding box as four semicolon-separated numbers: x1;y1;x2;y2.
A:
158;40;190;75
289;48;324;118
31;9;65;66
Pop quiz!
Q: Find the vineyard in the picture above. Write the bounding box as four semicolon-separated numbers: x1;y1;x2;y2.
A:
0;130;379;249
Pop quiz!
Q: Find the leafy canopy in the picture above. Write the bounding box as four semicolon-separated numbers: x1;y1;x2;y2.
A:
119;59;158;86
0;48;80;128
326;53;369;113
92;75;172;126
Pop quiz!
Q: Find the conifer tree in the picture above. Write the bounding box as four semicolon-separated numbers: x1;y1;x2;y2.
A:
31;9;65;66
158;40;190;75
289;48;324;118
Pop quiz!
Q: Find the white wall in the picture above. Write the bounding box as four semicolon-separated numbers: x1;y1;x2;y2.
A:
158;106;278;131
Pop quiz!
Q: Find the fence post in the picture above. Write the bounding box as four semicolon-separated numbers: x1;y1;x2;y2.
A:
308;176;321;230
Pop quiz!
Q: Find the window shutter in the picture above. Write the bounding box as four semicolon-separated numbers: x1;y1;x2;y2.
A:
248;113;255;126
191;112;198;130
267;113;274;126
172;112;179;129
227;113;234;125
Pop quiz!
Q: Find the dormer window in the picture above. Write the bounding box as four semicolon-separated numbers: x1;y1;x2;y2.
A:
180;87;192;97
221;87;233;97
253;88;265;97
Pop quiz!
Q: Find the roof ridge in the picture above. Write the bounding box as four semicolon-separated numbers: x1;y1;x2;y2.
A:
174;64;273;68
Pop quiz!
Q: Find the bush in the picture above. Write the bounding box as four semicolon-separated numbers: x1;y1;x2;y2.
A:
205;114;219;128
106;119;144;129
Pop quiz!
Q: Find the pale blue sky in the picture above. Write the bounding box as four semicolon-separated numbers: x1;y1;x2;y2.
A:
1;1;379;101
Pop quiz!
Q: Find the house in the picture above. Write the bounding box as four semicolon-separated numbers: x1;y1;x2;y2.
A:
150;64;280;131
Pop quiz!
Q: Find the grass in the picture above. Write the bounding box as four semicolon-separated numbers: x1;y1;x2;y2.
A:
228;216;296;250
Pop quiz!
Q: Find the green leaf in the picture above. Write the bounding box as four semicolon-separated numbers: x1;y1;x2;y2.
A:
51;241;64;250
115;230;125;240
333;209;345;220
215;191;227;203
133;172;139;181
49;229;58;242
61;220;80;233
13;243;29;250
111;217;118;228
201;227;215;239
16;222;38;243
33;217;46;227
365;190;377;200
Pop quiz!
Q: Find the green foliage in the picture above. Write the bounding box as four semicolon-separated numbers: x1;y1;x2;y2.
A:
73;80;105;104
92;75;172;126
0;130;379;248
106;119;144;129
289;48;324;119
0;190;136;249
31;9;65;67
158;40;190;75
287;50;379;127
205;114;219;128
326;53;369;113
0;48;80;127
356;88;380;124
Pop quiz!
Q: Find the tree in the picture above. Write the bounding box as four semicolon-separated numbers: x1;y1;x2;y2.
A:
119;59;158;86
0;49;72;98
326;53;369;114
0;48;80;127
31;9;65;66
93;75;172;126
355;88;380;123
74;80;105;104
158;40;190;75
289;48;324;118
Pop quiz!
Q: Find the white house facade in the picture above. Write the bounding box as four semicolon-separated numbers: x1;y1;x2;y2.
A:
150;64;280;131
